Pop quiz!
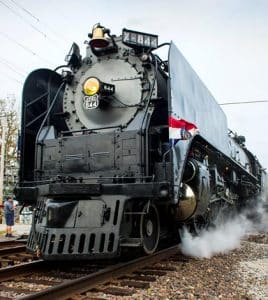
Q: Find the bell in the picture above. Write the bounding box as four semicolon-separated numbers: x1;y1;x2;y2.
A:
90;26;109;48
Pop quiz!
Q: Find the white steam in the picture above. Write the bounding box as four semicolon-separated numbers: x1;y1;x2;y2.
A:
250;191;268;233
180;216;252;259
180;186;268;258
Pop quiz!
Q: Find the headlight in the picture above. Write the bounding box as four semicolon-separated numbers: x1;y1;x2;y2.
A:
83;77;100;96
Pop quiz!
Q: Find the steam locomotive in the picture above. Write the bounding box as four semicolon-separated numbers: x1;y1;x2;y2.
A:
16;24;265;260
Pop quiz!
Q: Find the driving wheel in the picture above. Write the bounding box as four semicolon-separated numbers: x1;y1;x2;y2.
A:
140;203;160;254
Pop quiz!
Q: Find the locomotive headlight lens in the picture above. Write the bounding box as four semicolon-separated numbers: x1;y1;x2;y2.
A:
83;77;100;96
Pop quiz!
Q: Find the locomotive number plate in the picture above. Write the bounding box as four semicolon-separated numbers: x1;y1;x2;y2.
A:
83;95;99;110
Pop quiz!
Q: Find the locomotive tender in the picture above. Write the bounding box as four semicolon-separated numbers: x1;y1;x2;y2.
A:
16;24;264;260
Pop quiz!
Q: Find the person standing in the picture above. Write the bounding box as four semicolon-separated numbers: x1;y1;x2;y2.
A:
4;196;15;237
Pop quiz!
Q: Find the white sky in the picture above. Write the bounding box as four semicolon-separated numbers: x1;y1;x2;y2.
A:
0;0;267;168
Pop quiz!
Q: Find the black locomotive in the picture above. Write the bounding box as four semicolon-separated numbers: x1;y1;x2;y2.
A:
16;24;265;260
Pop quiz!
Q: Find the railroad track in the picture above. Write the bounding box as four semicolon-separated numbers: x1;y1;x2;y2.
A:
0;240;26;250
0;245;187;299
0;240;38;268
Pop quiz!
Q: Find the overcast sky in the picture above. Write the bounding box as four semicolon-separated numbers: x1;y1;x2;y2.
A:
0;0;267;168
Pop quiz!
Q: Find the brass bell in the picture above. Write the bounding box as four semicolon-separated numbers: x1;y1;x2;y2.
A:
89;24;109;48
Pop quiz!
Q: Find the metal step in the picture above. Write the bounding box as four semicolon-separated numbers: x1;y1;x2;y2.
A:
120;238;141;247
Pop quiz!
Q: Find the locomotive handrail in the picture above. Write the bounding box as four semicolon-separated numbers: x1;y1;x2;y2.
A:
59;124;122;136
162;148;171;181
19;180;53;185
140;55;158;177
19;175;155;185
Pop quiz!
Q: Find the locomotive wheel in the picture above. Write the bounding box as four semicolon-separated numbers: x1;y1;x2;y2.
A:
192;215;207;235
140;203;160;254
208;201;230;227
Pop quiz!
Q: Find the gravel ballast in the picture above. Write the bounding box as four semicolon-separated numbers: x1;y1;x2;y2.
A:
94;232;268;299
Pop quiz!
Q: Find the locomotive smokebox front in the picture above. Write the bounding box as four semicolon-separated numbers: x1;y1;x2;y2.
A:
63;41;154;132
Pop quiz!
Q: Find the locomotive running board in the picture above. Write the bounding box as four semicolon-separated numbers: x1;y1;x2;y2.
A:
17;182;171;199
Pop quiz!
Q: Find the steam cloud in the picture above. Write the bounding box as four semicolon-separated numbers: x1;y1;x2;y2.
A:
180;216;251;258
180;186;268;259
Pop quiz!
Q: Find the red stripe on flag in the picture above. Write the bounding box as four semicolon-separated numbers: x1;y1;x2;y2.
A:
168;117;197;130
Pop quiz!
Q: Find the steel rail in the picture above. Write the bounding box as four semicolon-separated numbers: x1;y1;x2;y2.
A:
0;240;26;248
0;245;26;256
20;245;179;300
0;260;45;281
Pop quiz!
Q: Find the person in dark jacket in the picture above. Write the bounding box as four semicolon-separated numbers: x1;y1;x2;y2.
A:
4;196;15;237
